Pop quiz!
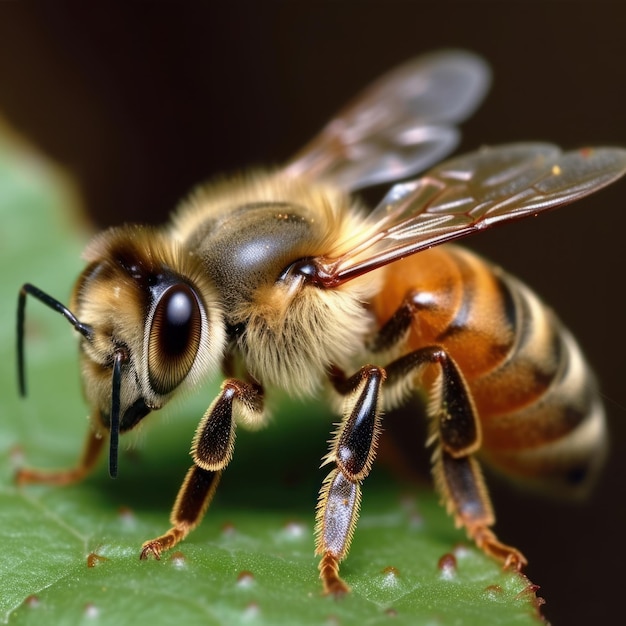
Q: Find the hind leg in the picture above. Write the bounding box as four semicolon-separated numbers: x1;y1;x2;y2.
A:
385;346;527;570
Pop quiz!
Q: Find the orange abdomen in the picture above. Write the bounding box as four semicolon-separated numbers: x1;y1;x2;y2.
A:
371;245;607;495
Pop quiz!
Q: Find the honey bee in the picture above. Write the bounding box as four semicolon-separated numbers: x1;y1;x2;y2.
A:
16;50;626;595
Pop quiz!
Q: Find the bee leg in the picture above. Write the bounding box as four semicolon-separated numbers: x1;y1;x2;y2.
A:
386;346;527;570
316;365;385;595
15;426;105;486
140;466;222;559
140;379;263;560
438;452;526;570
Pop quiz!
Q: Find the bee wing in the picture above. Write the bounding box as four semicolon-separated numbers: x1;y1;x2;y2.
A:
317;143;626;284
284;49;490;192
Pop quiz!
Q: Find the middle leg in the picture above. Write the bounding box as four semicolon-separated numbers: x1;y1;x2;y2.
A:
315;343;526;595
315;364;385;595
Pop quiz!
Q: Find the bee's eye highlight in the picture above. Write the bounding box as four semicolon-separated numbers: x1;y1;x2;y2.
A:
148;283;202;395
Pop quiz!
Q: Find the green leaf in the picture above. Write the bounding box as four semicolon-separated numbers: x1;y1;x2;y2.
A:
0;127;544;626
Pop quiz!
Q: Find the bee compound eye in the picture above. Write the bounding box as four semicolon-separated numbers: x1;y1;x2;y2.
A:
147;283;202;395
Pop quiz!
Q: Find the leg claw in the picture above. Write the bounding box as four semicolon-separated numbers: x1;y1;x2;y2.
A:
140;541;163;560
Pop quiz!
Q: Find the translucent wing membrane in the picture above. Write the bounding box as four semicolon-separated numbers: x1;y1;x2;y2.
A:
285;50;491;191
318;143;626;284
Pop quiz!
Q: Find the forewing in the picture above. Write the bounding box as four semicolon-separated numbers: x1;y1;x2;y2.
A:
318;143;626;284
284;49;490;191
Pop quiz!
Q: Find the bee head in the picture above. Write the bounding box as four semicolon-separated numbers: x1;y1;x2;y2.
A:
18;224;226;478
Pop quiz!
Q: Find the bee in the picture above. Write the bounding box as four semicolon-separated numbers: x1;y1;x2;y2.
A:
16;49;626;595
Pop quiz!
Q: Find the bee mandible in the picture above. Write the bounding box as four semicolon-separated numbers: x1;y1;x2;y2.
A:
16;50;626;595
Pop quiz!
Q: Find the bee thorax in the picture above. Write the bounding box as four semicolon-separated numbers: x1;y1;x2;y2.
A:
239;282;376;396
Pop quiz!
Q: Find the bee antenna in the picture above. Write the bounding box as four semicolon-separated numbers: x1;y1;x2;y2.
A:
17;283;93;397
109;350;125;479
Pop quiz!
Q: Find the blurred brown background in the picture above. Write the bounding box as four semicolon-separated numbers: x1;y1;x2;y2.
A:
1;3;625;624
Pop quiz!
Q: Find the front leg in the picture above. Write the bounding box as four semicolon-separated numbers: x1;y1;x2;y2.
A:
316;365;385;595
140;378;264;559
15;425;105;486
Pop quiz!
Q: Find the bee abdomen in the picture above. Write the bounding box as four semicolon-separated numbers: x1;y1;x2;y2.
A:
373;246;607;494
473;273;607;496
